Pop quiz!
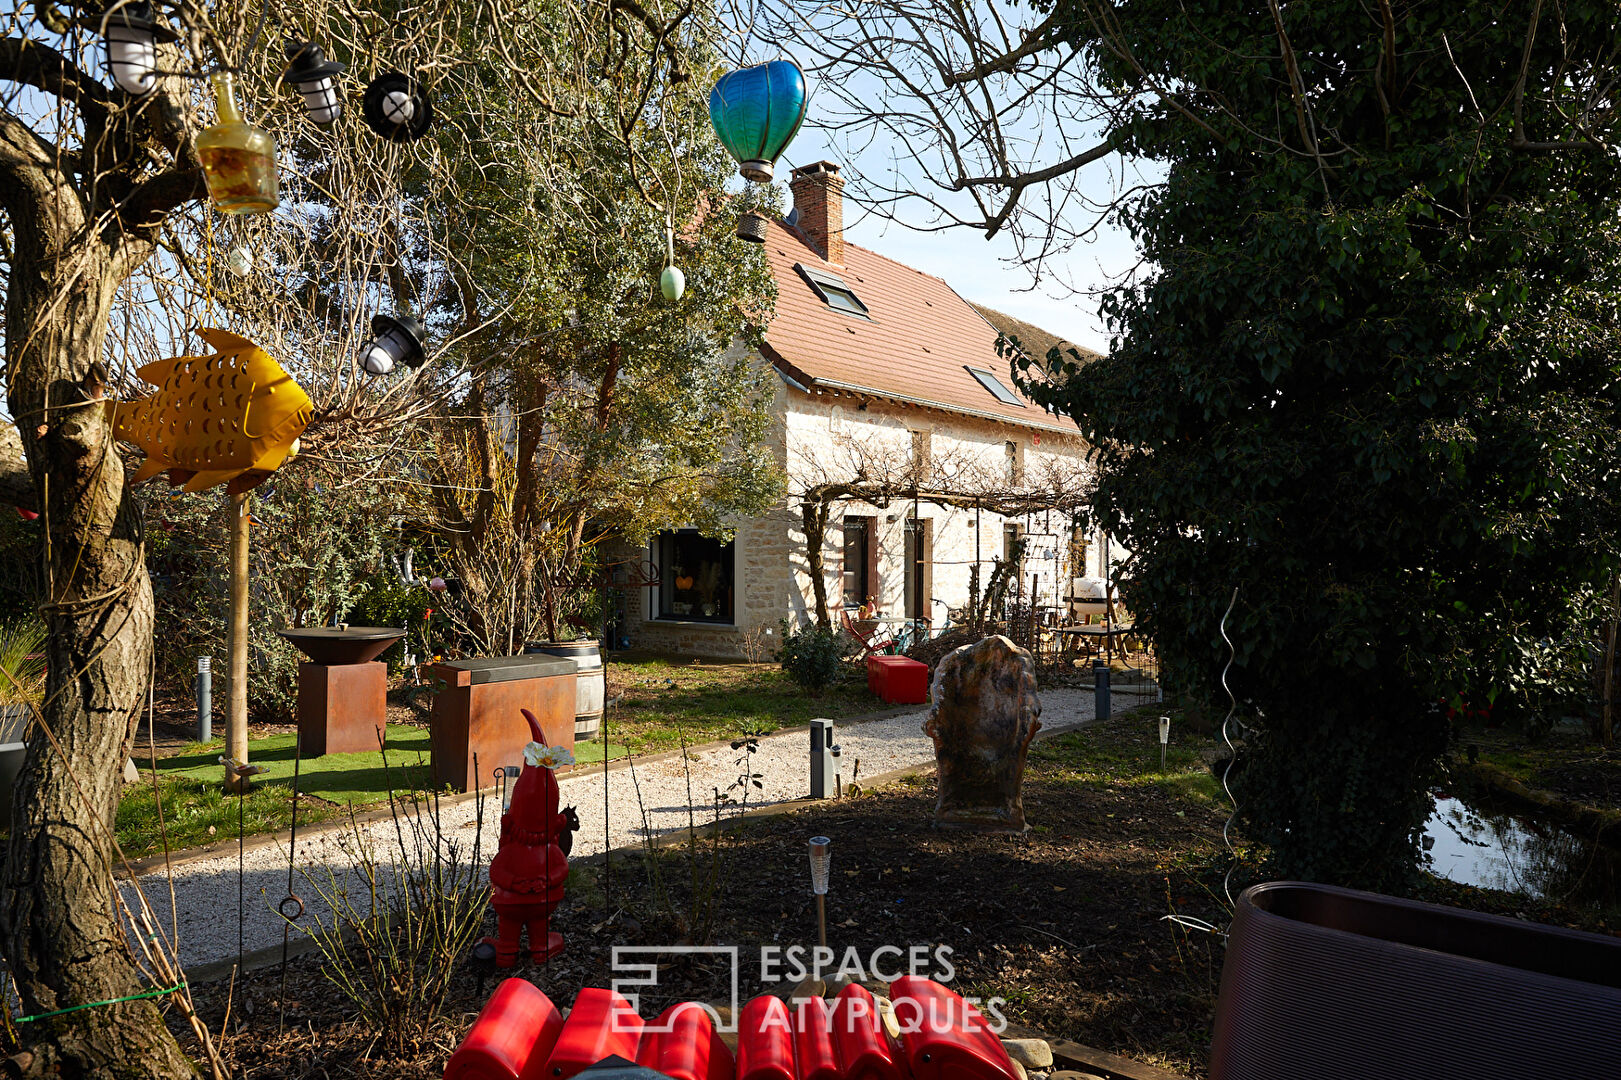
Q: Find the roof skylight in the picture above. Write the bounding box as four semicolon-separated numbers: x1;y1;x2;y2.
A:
966;366;1025;407
796;264;870;318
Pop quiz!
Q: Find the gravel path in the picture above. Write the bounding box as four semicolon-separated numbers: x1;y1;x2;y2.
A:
121;684;1156;970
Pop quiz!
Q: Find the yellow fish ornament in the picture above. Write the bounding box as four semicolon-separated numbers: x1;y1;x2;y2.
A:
110;328;314;495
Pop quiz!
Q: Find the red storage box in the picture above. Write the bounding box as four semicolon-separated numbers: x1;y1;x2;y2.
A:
869;656;928;705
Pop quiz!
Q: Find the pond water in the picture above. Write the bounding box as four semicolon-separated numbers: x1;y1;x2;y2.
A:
1424;793;1621;913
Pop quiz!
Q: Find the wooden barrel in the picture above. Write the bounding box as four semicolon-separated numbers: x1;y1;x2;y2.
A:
524;640;604;741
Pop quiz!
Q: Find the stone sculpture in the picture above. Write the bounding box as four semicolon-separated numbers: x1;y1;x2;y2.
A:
923;635;1041;831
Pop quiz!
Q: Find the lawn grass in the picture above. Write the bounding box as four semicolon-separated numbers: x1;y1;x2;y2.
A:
118;724;627;858
603;658;882;752
1030;706;1226;807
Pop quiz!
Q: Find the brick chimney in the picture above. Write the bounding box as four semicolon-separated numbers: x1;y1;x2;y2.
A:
789;161;845;265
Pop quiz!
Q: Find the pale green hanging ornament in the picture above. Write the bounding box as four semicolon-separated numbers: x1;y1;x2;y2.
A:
659;220;685;301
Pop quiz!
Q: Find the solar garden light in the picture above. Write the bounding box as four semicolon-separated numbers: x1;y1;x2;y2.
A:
195;656;212;742
359;313;426;375
92;1;178;98
1159;715;1170;771
281;37;346;125
808;836;831;949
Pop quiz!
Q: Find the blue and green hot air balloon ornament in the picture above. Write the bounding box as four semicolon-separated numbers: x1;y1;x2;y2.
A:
708;59;809;184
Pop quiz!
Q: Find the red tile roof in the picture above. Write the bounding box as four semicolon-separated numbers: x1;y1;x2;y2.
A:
758;219;1079;434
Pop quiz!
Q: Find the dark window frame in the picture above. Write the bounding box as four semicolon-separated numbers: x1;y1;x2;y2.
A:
841;516;874;608
653;530;736;624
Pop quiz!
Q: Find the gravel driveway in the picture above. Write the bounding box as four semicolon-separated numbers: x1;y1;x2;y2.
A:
120;683;1156;970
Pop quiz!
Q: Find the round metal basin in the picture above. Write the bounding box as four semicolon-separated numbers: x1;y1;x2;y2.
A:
277;627;405;666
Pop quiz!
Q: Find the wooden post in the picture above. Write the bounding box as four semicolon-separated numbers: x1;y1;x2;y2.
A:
226;490;250;790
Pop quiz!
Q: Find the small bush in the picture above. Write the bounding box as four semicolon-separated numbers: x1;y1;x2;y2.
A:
777;621;844;695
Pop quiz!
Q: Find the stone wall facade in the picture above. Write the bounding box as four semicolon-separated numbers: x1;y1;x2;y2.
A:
616;358;1120;660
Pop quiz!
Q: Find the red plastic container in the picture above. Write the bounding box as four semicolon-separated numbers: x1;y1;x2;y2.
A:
830;984;903;1080
637;1002;734;1080
793;995;841;1080
869;657;928;705
444;979;565;1080
543;988;645;1080
736;995;796;1080
888;976;1017;1080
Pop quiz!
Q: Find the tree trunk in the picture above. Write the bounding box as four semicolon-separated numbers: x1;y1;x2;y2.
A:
0;182;196;1076
802;500;832;630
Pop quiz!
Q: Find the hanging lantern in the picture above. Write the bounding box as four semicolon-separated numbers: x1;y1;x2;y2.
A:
659;223;684;301
362;72;433;142
225;245;253;278
660;265;685;302
281;38;346;125
89;2;179;98
196;72;279;214
359;313;426;375
709;60;809;184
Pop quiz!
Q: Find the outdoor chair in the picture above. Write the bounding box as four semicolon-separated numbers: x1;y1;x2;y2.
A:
841;610;896;657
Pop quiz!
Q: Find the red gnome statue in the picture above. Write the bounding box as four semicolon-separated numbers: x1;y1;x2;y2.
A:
483;708;574;966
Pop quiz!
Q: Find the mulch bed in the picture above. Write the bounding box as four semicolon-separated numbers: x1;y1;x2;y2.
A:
172;718;1231;1079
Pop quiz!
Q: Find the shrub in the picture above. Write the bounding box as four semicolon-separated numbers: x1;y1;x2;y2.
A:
777;620;844;695
145;477;416;719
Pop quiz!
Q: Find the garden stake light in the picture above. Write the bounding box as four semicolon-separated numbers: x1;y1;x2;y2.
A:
808;835;831;949
281;37;346;124
195;656;211;742
359;312;426;374
90;1;178;97
1159;715;1170;771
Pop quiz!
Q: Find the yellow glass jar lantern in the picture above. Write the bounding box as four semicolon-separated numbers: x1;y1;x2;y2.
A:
196;72;278;214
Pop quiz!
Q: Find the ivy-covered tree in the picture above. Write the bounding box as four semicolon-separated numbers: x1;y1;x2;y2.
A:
421;13;783;647
1014;1;1621;887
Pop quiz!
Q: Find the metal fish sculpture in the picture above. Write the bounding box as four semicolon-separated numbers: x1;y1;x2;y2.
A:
109;328;313;495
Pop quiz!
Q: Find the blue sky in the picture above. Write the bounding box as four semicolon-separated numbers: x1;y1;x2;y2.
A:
780;114;1146;358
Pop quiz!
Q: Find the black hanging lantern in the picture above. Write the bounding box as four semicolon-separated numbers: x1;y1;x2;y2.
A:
359;313;426;375
89;1;179;97
281;39;346;125
361;72;432;142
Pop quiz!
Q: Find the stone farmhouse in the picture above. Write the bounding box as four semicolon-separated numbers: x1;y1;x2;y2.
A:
617;162;1114;659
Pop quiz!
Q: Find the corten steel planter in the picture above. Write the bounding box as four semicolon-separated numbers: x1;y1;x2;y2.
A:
428;655;576;792
279;627;405;757
1211;881;1621;1080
